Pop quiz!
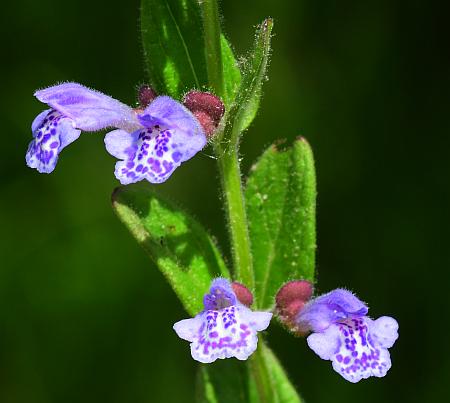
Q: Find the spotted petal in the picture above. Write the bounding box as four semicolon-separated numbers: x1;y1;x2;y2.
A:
26;109;81;173
174;305;272;364
138;96;207;160
105;105;206;185
307;316;397;383
35;82;140;132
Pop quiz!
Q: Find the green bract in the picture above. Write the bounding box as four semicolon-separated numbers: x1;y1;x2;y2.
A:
218;19;273;149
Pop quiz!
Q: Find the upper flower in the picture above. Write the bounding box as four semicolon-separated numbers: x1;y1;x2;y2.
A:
104;96;206;184
173;278;272;363
296;289;399;383
26;83;207;183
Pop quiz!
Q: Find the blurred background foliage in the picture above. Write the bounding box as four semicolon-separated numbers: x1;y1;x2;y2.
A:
0;0;449;402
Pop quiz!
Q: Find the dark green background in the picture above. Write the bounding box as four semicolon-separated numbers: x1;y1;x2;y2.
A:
1;0;448;402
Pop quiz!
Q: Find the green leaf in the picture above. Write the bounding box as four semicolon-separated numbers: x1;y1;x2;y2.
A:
246;138;316;309
220;18;273;147
196;342;302;403
236;18;272;133
141;0;207;98
141;0;242;103
220;34;241;107
112;183;229;315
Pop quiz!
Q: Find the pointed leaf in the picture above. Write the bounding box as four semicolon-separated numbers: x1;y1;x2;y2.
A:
236;18;272;133
221;18;272;147
112;183;229;315
141;0;207;98
246;138;316;309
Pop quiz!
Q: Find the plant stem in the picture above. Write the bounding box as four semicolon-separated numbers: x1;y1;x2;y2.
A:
201;1;262;400
215;143;254;290
250;340;273;403
200;0;224;96
200;0;254;288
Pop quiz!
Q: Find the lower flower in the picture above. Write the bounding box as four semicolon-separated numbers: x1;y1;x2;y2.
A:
173;278;272;363
296;289;399;383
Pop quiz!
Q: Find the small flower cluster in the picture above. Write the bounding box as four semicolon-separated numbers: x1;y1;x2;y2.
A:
26;83;224;184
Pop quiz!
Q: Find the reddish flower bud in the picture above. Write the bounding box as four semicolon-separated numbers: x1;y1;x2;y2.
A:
138;85;157;108
281;300;307;320
183;91;225;137
192;110;216;137
276;280;314;307
275;280;314;334
231;281;254;307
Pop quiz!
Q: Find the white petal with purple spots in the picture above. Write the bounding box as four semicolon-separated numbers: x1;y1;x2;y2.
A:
307;316;397;383
103;96;206;184
26;109;81;173
107;124;204;184
174;305;272;364
173;278;272;364
203;307;259;363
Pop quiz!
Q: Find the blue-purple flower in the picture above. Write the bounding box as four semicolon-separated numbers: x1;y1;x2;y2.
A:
104;96;206;184
26;83;207;183
296;289;398;383
173;278;272;363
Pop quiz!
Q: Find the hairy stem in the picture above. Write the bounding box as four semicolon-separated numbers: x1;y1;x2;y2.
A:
201;1;261;400
250;340;274;403
200;0;254;288
215;143;254;290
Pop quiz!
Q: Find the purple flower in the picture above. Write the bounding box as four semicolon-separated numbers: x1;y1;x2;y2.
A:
104;96;206;184
173;278;272;363
26;83;140;173
27;83;207;183
296;289;399;383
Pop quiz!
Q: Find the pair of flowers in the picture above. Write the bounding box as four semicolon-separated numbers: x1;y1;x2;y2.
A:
175;278;398;383
26;83;209;183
